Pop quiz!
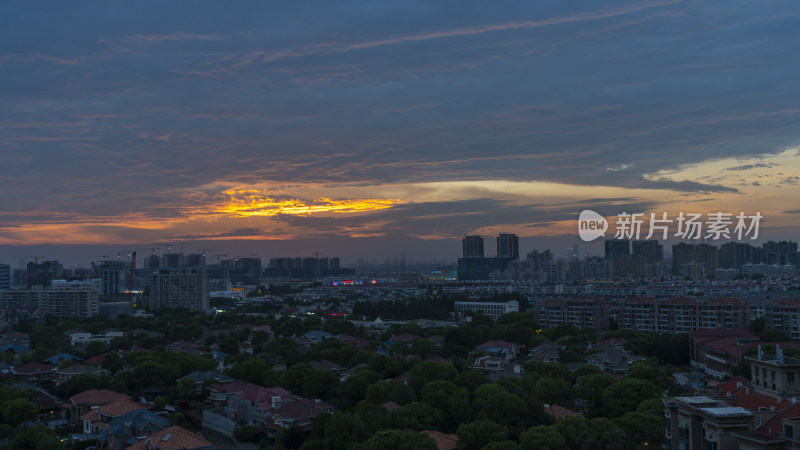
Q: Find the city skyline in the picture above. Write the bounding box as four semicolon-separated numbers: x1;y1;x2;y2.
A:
2;1;800;265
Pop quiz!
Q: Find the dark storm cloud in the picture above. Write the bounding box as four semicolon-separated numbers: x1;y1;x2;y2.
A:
1;0;800;249
267;197;660;238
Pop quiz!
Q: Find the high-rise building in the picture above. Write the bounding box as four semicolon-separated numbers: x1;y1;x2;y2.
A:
147;268;208;311
161;253;184;268
496;233;519;259
462;236;485;259
99;260;126;296
0;264;10;290
185;253;206;267
604;239;630;260
25;260;64;287
672;243;696;277
632;240;663;264
0;286;99;319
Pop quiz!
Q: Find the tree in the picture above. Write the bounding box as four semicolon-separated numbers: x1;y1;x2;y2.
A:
177;377;197;396
628;360;668;389
339;373;371;408
219;337;240;355
305;369;339;400
532;377;571;406
101;352;124;374
519;425;567;450
409;362;458;393
9;424;63;450
614;411;664;448
360;429;437;450
600;378;661;418
389;402;443;431
2;398;38;426
455;420;509;450
84;340;108;359
475;390;532;437
410;339;437;359
759;328;791;342
420;380;469;431
554;415;591;449
587;417;627;449
153;396;167;411
233;425;262;443
574;373;616;417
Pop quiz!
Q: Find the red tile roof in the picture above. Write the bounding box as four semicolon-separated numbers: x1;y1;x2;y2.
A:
12;362;54;375
422;430;458;450
544;404;581;420
98;398;148;417
126;425;212;450
70;389;130;407
757;403;800;439
273;398;331;421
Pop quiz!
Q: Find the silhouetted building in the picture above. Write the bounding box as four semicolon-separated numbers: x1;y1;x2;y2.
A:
160;253;184;268
604;239;630;260
185;253;206;267
147;268;208;311
0;286;98;319
496;233;519;259
632;240;663;264
0;264;9;290
462;236;485;259
26;260;64;287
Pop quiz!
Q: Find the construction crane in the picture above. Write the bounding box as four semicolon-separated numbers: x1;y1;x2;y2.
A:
197;248;216;257
147;247;161;256
160;243;174;253
90;256;110;277
214;254;228;264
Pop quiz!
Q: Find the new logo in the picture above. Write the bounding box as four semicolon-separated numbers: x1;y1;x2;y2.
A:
578;210;608;241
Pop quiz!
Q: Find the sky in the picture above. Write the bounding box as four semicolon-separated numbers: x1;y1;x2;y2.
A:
1;1;800;267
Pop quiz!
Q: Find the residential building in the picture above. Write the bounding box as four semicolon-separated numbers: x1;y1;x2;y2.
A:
453;300;519;320
147;268;208;311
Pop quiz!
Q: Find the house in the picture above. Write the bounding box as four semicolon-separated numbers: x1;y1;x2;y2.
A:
125;425;212;449
303;331;334;343
207;380;261;404
56;364;102;381
585;346;644;375
476;340;521;361
530;342;560;363
544;404;580;421
66;389;130;423
45;352;83;365
179;371;234;394
309;360;345;375
390;333;421;343
10;381;59;411
11;362;54;380
107;409;170;450
268;398;332;432
81;398;149;434
337;334;368;349
422;430;458;450
473;356;508;374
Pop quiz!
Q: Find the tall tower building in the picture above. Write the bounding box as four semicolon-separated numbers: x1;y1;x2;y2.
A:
462;236;485;259
632;240;663;265
496;233;520;259
147;268;208;311
604;239;630;260
0;264;10;290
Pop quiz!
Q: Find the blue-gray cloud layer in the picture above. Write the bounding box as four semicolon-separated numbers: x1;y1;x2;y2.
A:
1;0;799;225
